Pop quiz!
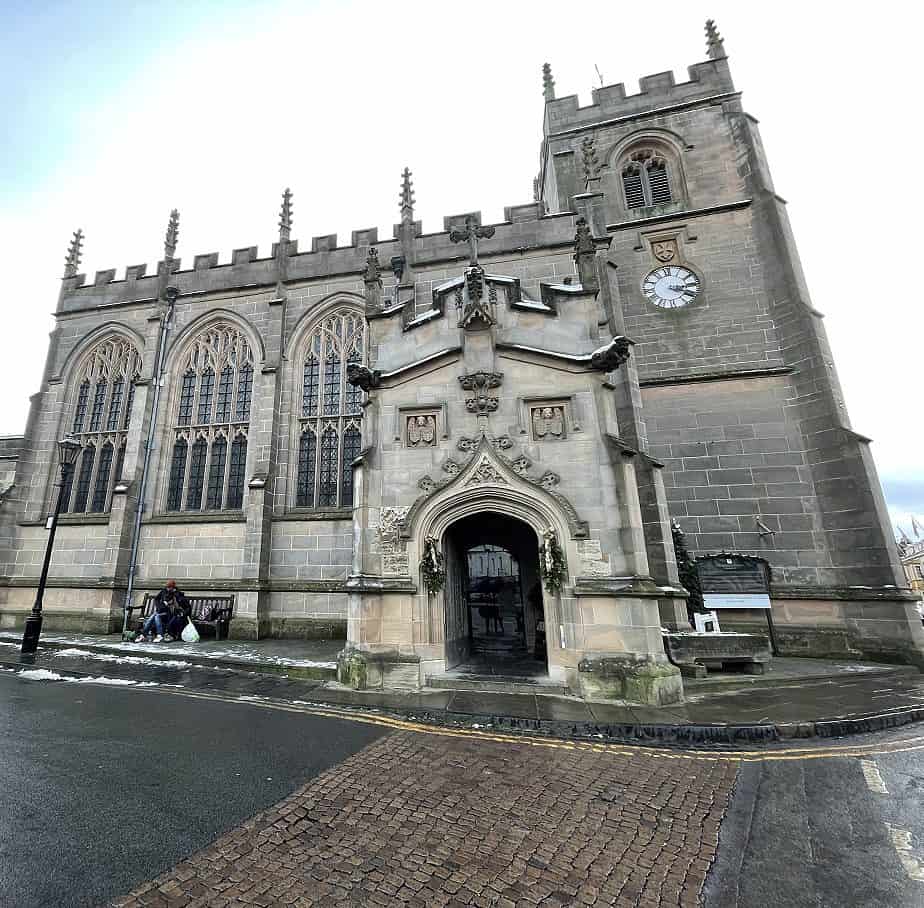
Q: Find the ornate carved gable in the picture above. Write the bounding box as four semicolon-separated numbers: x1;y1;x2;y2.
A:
463;453;510;487
401;435;589;540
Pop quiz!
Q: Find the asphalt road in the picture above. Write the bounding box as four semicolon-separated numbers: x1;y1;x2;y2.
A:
705;736;924;907
0;672;385;908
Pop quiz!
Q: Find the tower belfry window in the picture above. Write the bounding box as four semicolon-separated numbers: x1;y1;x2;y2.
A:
295;308;365;510
166;321;254;512
62;336;142;515
621;149;674;210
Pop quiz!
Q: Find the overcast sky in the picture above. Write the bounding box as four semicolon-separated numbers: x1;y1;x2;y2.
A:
1;0;921;533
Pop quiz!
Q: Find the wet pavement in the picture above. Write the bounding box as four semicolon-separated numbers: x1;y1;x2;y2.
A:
0;631;341;676
3;635;924;740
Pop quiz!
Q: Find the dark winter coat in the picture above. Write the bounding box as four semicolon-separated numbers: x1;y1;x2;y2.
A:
154;587;189;617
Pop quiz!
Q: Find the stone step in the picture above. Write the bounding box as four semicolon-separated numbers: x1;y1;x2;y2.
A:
426;673;570;697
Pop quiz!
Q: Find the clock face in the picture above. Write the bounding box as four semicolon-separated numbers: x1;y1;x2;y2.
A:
642;265;700;309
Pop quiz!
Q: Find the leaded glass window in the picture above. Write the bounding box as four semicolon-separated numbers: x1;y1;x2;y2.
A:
302;352;319;418
89;381;107;432
295;429;316;507
215;367;233;423
73;444;95;513
91;442;114;513
178;371;195;425
341;425;362;509
166;321;253;512
167;438;188;511
295;309;365;509
235;365;253;422
72;382;90;433
227;433;247;509
318;425;339;507
206;435;227;510
106;380;124;432
63;335;142;515
185;436;208;510
196;369;215;424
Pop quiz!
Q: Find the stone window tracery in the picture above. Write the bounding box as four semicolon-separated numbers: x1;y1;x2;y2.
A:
166;321;253;512
620;148;675;210
295;308;365;509
63;335;142;515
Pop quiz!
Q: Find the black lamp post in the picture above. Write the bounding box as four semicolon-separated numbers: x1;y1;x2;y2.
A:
20;434;82;655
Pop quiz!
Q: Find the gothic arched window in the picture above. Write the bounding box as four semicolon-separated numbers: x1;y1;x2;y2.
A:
166;321;253;512
295;309;364;509
620;148;675;210
64;335;142;514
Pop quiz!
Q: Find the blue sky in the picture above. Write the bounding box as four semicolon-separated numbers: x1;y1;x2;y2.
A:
2;0;922;531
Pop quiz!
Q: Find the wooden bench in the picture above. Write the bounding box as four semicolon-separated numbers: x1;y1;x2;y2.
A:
126;593;235;640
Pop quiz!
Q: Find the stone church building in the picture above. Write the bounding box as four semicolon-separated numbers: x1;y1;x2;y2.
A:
2;22;921;704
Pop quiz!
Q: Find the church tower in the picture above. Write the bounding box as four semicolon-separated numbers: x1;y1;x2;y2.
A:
538;22;921;661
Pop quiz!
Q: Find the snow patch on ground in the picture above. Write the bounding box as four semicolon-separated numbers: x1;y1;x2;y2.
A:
17;669;63;681
54;648;194;670
70;676;160;687
16;668;161;687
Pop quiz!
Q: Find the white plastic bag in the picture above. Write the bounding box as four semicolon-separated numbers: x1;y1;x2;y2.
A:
181;618;200;643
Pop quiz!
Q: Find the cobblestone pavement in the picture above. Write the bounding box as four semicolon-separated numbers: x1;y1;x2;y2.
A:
112;731;736;908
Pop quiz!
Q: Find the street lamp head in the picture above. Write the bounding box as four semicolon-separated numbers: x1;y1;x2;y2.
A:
58;435;82;470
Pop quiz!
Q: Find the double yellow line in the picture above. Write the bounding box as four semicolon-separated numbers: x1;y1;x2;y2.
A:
127;681;924;763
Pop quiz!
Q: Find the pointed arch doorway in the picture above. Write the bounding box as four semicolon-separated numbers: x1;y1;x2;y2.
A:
442;512;549;677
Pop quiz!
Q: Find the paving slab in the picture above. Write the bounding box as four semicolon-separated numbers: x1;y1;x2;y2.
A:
446;690;541;720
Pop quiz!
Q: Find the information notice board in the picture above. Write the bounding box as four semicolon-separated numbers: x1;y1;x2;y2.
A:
695;554;777;650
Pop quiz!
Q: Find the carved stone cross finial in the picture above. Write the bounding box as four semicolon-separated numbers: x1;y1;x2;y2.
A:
449;215;495;267
278;188;293;242
164;209;180;261
542;63;556;101
399;167;415;224
705;19;726;59
64;228;84;278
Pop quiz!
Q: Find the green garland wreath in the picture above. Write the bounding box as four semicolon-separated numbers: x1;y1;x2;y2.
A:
539;528;567;594
420;537;445;594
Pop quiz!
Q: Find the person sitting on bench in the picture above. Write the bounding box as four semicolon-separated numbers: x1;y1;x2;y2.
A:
135;580;188;642
165;587;193;642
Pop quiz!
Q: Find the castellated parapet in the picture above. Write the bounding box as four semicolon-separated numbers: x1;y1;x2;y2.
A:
56;205;575;315
543;58;735;137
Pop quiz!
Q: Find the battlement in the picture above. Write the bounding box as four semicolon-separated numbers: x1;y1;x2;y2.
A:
544;58;735;137
57;201;578;314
